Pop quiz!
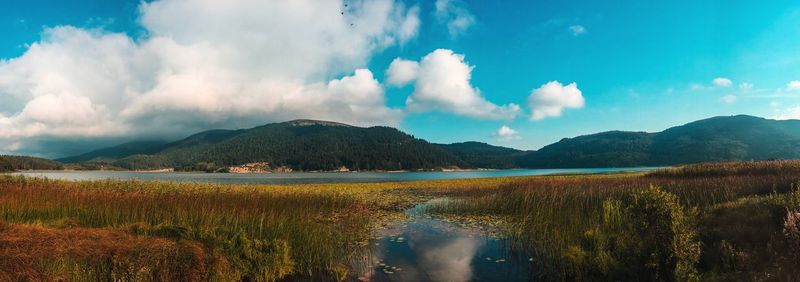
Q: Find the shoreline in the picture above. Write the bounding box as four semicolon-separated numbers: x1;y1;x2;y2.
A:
6;167;662;176
10;167;513;174
9;167;659;174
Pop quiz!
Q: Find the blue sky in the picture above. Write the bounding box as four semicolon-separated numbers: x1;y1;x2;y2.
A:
2;0;800;156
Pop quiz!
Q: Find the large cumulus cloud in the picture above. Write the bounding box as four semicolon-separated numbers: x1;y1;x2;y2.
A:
397;49;520;120
527;81;584;120
0;0;418;156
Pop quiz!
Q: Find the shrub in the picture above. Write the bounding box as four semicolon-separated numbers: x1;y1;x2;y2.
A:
566;186;700;281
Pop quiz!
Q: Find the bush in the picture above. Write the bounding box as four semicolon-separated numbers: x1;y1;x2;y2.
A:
566;186;700;281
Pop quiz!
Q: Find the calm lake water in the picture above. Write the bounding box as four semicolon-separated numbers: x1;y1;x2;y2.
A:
12;167;659;184
350;199;535;282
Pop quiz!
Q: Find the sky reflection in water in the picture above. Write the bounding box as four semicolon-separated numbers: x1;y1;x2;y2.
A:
353;200;534;282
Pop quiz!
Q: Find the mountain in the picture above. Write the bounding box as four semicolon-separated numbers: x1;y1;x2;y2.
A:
61;120;471;171
59;115;800;171
436;142;527;169
0;155;63;172
56;141;169;163
517;131;653;168
517;115;800;168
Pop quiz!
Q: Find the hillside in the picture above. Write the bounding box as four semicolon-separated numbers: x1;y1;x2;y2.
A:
62;120;470;171
517;115;800;168
57;141;169;163
59;115;800;171
0;156;63;172
517;131;653;168
436;142;527;169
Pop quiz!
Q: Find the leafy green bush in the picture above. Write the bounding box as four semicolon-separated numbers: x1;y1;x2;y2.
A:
566;186;700;281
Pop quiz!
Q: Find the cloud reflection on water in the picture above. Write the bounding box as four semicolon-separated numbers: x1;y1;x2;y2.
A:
419;236;479;282
352;198;533;282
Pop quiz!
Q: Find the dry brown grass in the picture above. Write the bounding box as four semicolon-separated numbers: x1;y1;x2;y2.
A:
648;160;800;177
0;221;208;281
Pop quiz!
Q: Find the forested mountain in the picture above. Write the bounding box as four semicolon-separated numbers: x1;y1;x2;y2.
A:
436;142;527;169
517;131;653;168
57;141;169;163
57;115;800;171
61;120;471;171
517;115;800;168
0;156;63;172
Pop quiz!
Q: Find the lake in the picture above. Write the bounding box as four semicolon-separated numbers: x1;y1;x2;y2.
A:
11;167;660;185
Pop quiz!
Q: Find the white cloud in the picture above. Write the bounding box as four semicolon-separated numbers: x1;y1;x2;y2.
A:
385;58;419;86
739;82;753;90
689;83;707;91
712;77;732;87
568;25;586;36
0;0;420;156
773;107;800;120
787;80;800;91
396;5;421;45
720;95;737;104
405;49;520;120
527;81;585;120
435;0;475;38
494;125;520;141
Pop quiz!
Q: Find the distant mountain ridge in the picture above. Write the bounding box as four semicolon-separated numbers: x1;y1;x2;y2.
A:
59;119;510;171
518;115;800;168
435;142;526;169
56;115;800;171
57;141;170;163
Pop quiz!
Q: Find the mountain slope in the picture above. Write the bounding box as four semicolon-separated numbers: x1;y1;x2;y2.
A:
63;120;468;171
0;155;63;172
518;115;800;168
650;115;800;164
518;131;653;168
61;115;800;171
436;142;527;169
56;141;169;163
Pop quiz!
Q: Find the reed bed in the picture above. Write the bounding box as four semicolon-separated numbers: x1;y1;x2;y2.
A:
0;176;380;280
0;174;532;281
428;161;800;280
647;159;800;177
2;161;800;280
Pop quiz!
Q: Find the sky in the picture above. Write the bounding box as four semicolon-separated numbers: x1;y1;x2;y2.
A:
2;0;800;157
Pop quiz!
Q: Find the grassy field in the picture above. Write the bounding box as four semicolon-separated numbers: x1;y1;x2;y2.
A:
1;161;800;281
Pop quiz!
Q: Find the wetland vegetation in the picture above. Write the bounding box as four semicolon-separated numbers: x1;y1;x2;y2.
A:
1;160;800;281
